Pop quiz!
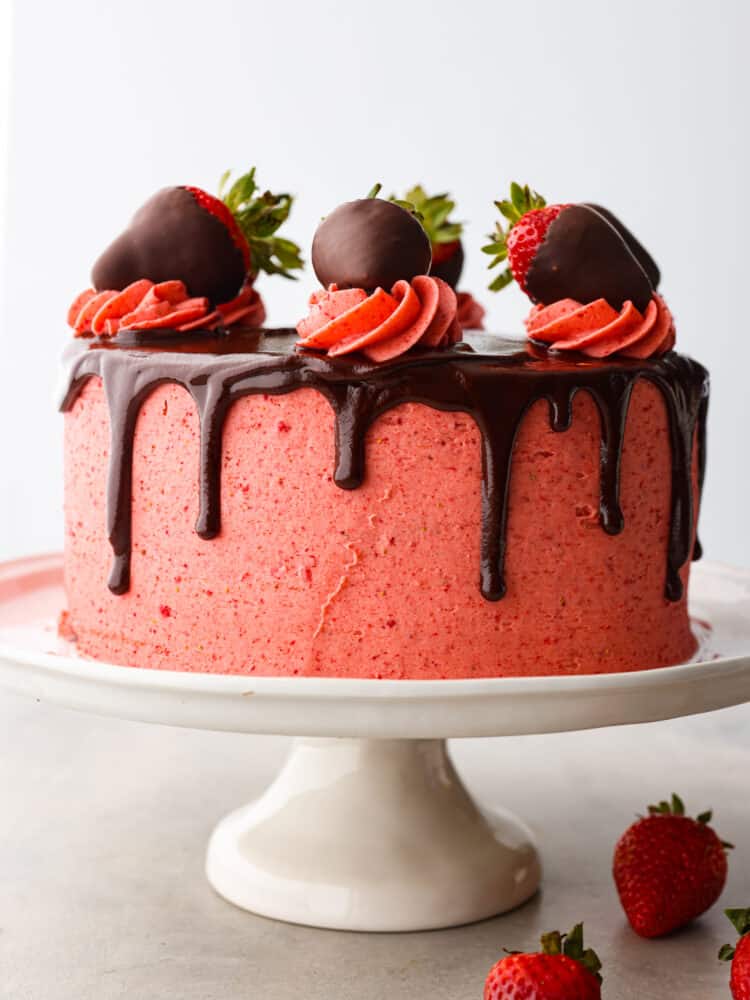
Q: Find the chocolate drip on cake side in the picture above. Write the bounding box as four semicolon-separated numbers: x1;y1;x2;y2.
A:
60;331;709;604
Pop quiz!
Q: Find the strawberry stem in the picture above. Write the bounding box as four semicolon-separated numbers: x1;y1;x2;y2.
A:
646;793;716;821
363;181;426;228
540;924;602;983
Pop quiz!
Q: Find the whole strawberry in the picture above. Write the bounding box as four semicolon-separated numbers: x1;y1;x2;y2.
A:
482;182;656;312
720;908;750;1000
613;793;732;938
92;167;302;305
484;923;602;1000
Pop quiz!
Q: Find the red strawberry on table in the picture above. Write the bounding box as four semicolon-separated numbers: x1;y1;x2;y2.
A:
92;167;302;305
484;923;602;1000
720;908;750;1000
613;793;732;938
482;182;657;313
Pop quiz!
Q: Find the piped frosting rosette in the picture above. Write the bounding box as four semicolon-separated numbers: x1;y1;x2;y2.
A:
525;294;675;359
68;280;265;337
297;276;461;362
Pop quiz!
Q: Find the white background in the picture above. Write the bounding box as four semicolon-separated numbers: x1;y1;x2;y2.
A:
1;0;748;566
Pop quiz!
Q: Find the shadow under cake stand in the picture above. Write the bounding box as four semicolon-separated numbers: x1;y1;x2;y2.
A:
1;553;749;932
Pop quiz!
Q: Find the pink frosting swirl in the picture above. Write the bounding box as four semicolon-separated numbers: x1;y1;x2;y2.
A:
456;291;486;331
68;280;265;337
296;275;461;362
525;294;675;359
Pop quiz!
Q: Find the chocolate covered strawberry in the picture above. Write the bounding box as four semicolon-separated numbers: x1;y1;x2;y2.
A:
483;182;658;313
720;909;750;1000
300;185;462;362
312;184;431;292
92;168;302;305
613;793;731;938
392;185;464;288
484;923;602;1000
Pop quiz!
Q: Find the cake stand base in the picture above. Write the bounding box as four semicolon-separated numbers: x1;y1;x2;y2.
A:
206;737;540;931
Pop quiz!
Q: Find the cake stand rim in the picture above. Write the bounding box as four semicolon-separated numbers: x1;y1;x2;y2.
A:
0;551;748;738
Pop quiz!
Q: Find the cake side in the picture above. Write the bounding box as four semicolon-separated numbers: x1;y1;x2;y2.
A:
63;349;701;677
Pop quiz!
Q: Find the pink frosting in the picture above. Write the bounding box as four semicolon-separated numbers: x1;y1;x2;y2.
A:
525;294;675;359
456;291;486;331
296;276;461;362
68;280;265;337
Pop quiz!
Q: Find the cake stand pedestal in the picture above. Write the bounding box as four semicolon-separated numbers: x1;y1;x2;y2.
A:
207;737;538;930
1;554;749;932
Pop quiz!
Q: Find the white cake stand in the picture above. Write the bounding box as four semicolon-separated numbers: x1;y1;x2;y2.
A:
1;553;749;932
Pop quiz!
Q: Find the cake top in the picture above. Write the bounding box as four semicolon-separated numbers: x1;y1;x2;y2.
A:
63;326;677;374
65;174;674;363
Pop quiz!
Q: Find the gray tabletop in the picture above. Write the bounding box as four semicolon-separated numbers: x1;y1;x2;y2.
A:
1;691;748;1000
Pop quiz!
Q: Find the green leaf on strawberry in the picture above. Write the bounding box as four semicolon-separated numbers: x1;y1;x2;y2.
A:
727;909;750;939
720;909;750;1000
392;185;463;246
219;168;303;280
488;268;514;292
541;923;603;983
648;793;686;816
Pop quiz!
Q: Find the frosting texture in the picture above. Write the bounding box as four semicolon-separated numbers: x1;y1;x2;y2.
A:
456;291;486;331
68;280;265;337
526;294;675;359
296;276;461;361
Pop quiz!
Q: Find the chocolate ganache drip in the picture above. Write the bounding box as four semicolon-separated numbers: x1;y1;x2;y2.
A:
60;330;709;602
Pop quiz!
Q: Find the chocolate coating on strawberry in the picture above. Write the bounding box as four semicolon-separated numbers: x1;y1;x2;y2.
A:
526;204;653;313
92;187;247;305
584;203;661;289
312;199;432;292
484;184;659;313
431;241;464;288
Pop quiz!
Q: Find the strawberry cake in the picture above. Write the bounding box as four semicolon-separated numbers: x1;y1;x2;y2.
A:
60;180;709;678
